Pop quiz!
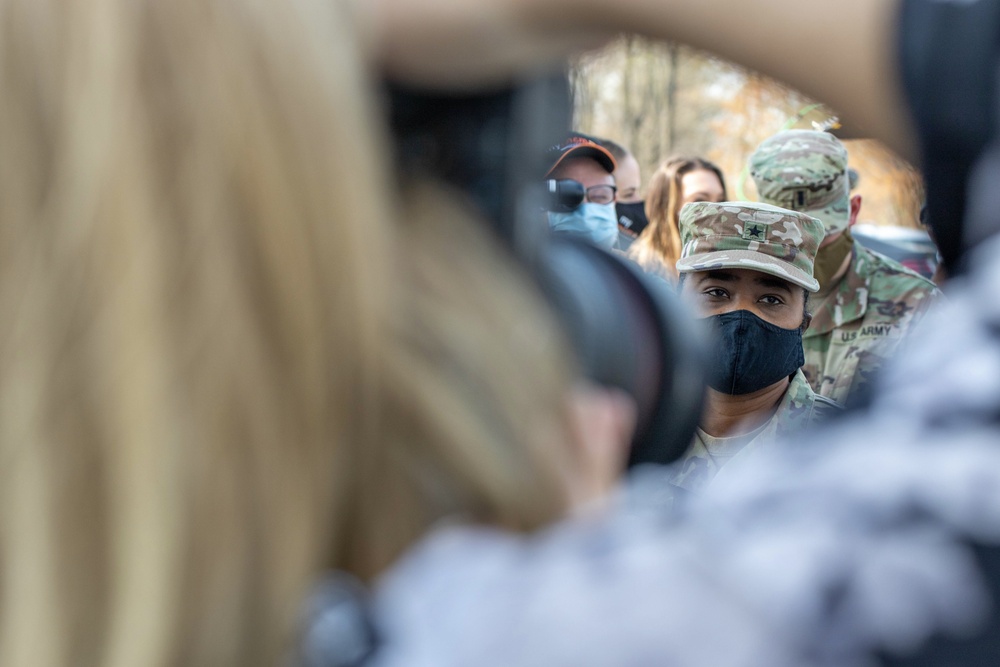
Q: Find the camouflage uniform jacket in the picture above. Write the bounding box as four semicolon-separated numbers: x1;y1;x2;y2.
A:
668;370;840;493
802;241;941;406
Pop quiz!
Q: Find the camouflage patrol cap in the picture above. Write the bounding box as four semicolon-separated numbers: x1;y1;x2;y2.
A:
749;130;851;237
676;201;823;292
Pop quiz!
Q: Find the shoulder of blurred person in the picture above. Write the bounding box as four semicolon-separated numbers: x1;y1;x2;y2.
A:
365;511;805;667
803;239;943;405
624;238;677;283
616;228;637;252
356;327;1000;667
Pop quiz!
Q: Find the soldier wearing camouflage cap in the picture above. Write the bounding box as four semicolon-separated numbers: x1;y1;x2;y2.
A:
750;130;942;406
668;201;840;494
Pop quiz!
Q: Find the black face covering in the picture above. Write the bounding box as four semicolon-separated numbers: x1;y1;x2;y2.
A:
705;310;805;395
616;201;649;236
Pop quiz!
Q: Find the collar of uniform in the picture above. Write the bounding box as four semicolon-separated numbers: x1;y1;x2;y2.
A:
753;369;810;442
804;240;872;337
767;369;841;442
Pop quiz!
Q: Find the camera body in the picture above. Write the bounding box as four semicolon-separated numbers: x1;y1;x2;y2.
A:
546;179;587;212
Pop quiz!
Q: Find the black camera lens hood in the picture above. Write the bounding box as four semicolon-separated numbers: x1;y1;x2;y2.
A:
538;236;706;467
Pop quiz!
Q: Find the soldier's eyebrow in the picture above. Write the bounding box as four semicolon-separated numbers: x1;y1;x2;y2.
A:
696;270;794;295
753;275;794;294
697;270;739;283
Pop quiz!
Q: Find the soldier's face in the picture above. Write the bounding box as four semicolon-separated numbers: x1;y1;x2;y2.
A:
682;268;806;330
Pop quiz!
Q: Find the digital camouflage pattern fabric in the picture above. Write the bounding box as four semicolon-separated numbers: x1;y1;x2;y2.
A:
676;201;824;292
749;130;852;237
748;129;944;405
667;370;840;493
803;242;942;406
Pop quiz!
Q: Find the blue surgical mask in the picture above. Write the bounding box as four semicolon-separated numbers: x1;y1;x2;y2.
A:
547;203;619;250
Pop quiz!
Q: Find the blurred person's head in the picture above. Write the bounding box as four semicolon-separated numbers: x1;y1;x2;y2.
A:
613;153;643;204
0;0;610;665
593;138;642;203
630;156;727;279
750;131;863;289
545;134;619;250
591;137;649;242
677;202;821;395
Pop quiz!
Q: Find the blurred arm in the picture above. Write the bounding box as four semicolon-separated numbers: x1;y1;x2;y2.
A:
367;0;915;161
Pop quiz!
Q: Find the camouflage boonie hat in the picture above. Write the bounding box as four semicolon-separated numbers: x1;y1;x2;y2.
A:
676;201;823;292
749;130;851;237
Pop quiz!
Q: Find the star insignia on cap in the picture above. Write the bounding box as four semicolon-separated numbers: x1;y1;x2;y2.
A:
742;222;767;241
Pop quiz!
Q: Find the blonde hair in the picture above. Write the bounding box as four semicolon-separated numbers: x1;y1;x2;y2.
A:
0;0;579;665
330;181;577;582
628;156;726;280
0;0;388;664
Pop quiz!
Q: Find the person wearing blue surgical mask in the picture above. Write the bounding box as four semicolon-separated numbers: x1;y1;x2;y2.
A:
545;134;620;251
589;136;648;249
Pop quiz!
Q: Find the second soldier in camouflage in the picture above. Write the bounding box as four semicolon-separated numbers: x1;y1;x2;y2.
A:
749;130;942;406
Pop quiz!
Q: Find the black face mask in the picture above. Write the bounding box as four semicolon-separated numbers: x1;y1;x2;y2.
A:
616;201;649;236
704;310;804;395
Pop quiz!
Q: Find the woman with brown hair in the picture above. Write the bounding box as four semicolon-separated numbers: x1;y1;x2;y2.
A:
627;157;727;281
